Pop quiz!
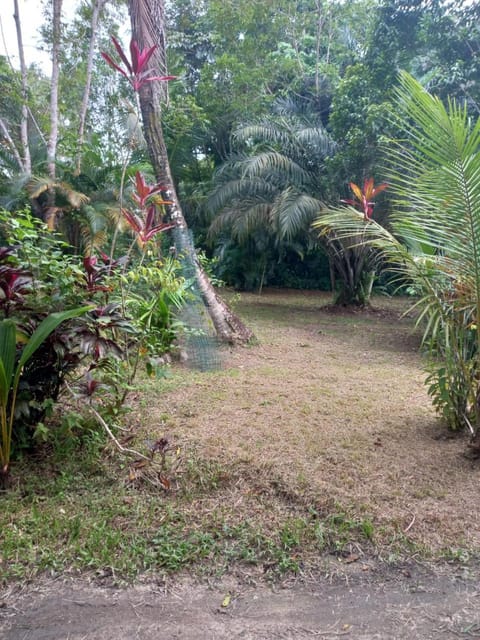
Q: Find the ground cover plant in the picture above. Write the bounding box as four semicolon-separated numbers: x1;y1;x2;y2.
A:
2;290;479;584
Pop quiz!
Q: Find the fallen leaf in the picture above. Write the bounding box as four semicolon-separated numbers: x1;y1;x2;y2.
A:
158;474;171;490
221;593;231;608
131;459;149;469
344;553;359;564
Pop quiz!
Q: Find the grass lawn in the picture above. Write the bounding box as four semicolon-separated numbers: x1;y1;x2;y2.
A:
1;289;479;584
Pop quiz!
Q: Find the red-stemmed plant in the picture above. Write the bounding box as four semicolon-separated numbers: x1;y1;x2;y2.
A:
101;37;175;92
122;171;174;247
341;178;388;221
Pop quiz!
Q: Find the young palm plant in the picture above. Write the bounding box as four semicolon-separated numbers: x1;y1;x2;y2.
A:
314;72;480;440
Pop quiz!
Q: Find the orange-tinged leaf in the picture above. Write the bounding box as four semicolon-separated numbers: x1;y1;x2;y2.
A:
363;177;374;199
349;182;363;201
372;182;388;197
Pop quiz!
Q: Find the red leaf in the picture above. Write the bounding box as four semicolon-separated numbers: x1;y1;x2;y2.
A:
112;36;132;74
121;208;142;234
100;52;129;80
143;222;175;243
142;75;177;83
129;40;140;73
158;474;171;490
135;44;157;73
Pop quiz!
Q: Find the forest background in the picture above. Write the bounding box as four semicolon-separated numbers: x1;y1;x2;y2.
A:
1;0;478;294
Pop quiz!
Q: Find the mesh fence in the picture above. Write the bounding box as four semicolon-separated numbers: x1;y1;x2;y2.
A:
172;226;222;372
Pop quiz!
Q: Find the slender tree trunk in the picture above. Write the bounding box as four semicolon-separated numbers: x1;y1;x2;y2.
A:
127;0;254;344
75;0;108;175
314;0;325;96
0;117;24;171
13;0;31;174
47;0;63;180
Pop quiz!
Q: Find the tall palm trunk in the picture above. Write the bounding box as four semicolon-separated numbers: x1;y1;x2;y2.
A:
127;0;253;344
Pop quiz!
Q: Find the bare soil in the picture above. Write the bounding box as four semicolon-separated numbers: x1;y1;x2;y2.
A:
2;289;480;639
2;563;480;639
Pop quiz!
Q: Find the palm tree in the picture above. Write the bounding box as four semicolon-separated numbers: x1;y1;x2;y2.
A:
314;72;480;441
207;107;336;291
126;0;253;344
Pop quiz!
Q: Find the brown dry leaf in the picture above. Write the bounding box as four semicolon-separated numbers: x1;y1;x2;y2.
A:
343;553;360;564
158;474;171;490
131;459;149;469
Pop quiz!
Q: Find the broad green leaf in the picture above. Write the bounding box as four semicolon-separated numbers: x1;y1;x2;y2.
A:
0;359;10;409
17;306;93;372
0;321;17;406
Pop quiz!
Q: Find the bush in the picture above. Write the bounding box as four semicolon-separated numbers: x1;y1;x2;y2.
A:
0;201;188;478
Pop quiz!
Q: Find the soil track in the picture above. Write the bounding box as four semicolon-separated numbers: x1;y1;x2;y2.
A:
2;562;480;639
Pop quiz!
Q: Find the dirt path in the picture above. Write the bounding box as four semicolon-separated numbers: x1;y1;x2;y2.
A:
2;562;480;639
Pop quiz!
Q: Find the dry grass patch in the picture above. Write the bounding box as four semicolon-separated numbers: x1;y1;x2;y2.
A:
3;290;480;583
141;290;480;556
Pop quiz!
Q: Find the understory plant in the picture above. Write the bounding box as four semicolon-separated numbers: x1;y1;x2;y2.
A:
313;72;480;441
314;178;388;306
0;166;188;479
0;308;90;484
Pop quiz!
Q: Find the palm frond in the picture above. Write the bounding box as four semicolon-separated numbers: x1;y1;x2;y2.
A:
209;202;271;243
240;151;311;185
272;190;322;241
234;121;293;149
27;176;89;209
206;178;278;216
295;126;337;158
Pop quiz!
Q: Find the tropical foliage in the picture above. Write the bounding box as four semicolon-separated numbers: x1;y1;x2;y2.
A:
0;162;188;482
207;105;335;290
314;72;480;437
313;178;388;306
0;0;479;466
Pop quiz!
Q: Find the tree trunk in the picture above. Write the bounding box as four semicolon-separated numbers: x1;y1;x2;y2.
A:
47;0;63;180
127;0;254;344
0;117;24;172
75;0;108;175
13;0;31;174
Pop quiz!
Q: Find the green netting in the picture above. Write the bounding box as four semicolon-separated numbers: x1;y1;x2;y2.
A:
173;227;222;372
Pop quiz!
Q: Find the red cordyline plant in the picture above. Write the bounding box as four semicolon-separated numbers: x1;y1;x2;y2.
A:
341;178;388;221
122;172;174;246
101;36;175;92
